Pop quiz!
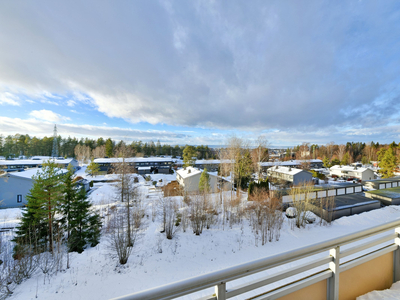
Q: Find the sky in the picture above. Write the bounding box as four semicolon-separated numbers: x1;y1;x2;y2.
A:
1;1;400;147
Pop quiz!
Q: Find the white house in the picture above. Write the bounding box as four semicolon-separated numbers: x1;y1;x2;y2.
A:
0;168;68;208
330;165;375;181
267;166;313;185
176;167;218;193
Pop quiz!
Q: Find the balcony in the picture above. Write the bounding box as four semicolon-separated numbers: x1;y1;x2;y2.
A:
111;219;400;300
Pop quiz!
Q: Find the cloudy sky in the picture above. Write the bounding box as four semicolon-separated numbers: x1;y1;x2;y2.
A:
1;1;400;146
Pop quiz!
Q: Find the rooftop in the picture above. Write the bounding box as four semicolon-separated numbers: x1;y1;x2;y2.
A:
93;157;173;163
7;168;68;179
260;159;322;167
176;167;202;179
365;186;400;199
0;157;75;166
330;165;373;173
267;166;309;175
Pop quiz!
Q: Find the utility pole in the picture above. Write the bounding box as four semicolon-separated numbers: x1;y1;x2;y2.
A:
52;125;59;158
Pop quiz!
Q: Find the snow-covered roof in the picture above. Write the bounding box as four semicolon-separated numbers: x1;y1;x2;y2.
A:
176;167;202;179
260;159;322;167
195;159;232;165
8;168;68;179
138;167;151;170
267;166;309;176
330;165;373;173
0;158;75;166
93;157;173;164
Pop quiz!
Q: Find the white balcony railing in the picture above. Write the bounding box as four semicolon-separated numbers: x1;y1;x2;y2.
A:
111;219;400;300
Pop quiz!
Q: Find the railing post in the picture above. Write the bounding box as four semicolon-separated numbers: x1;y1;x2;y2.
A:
215;282;226;300
327;246;340;300
394;227;400;282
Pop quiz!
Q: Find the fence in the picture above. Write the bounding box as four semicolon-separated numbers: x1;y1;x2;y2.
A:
281;184;363;204
111;219;400;300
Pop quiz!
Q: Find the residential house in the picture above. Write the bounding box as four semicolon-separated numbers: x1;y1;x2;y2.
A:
176;167;218;193
0;168;68;208
267;166;313;185
330;165;375;181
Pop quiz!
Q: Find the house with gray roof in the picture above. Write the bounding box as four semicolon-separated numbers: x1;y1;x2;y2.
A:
176;167;219;193
330;165;375;181
0;168;68;208
0;157;78;172
267;166;312;185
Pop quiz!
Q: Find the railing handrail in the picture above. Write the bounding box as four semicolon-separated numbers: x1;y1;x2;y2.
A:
111;219;400;300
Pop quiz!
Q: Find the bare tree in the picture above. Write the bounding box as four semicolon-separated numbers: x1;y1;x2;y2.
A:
74;144;91;164
221;136;252;197
92;145;106;158
288;182;315;229
336;144;346;162
189;194;208;235
108;208;139;265
326;141;336;160
113;145;136;246
164;198;179;239
363;143;376;164
251;135;269;179
248;188;282;245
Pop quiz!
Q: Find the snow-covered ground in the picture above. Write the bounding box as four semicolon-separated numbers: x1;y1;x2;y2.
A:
357;281;400;300
1;170;400;300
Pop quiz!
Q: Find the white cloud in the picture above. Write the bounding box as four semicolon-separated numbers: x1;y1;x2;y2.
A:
0;116;191;144
0;1;399;137
0;92;20;106
67;100;76;107
29;110;70;122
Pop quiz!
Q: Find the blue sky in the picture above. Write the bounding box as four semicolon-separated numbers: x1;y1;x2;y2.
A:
1;1;400;146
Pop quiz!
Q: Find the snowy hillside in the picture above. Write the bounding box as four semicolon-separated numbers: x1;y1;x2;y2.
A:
1;169;400;300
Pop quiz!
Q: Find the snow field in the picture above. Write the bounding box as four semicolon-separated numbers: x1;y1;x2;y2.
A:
1;171;400;300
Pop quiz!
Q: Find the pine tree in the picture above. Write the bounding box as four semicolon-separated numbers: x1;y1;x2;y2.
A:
378;148;397;178
86;158;100;177
62;166;102;253
236;149;253;192
183;146;196;167
105;138;113;157
341;152;350;165
14;161;64;255
323;157;331;168
199;168;210;193
13;183;49;257
68;189;101;253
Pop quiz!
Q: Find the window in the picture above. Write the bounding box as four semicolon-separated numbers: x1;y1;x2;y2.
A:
17;194;22;203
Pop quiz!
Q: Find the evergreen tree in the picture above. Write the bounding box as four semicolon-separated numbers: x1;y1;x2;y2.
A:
236;149;253;191
183;145;197;167
341;152;350;165
68;189;101;253
13;161;64;255
13;183;49;256
199;168;210;193
105;138;113;157
378;148;397;178
323;157;331;168
86;158;100;177
62;167;102;253
331;158;340;166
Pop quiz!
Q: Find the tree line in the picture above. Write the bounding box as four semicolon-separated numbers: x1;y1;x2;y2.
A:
0;134;215;160
290;141;400;178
